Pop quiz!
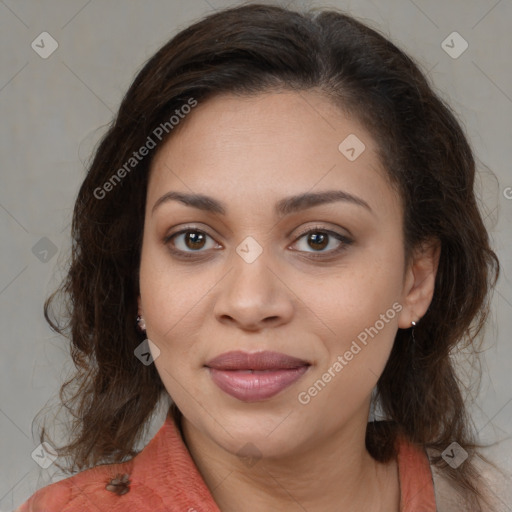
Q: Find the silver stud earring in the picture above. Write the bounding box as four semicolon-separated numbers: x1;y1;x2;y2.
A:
410;320;418;347
410;320;418;370
136;315;146;332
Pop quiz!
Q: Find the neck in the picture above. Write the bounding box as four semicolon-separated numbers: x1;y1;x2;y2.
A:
180;411;400;512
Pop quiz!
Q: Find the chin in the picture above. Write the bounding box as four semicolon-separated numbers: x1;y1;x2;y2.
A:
201;407;309;457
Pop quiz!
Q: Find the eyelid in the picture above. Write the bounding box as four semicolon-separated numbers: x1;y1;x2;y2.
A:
164;223;353;258
289;225;353;256
292;224;351;241
164;225;221;249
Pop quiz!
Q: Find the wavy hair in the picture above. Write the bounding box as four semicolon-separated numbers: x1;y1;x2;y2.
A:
41;3;500;509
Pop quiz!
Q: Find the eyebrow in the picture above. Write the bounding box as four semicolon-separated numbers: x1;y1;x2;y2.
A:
151;189;373;217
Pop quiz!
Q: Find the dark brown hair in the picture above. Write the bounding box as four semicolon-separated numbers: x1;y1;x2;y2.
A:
41;2;500;509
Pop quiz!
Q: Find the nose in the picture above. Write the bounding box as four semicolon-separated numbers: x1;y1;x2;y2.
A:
213;253;294;332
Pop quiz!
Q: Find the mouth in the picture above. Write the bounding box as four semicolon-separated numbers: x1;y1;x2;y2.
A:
204;350;311;402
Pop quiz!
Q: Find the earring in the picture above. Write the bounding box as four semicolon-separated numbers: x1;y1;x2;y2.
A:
136;315;146;332
410;320;418;370
411;320;417;343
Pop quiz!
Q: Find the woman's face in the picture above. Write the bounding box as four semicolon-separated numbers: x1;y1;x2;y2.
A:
138;91;426;459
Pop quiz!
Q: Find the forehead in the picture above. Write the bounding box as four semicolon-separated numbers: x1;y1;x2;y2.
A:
147;91;400;219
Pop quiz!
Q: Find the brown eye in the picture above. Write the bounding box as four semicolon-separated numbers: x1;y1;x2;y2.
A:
293;227;352;255
306;232;329;251
183;231;206;250
164;228;220;257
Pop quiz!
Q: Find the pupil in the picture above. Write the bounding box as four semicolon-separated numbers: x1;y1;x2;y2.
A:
310;232;328;250
186;231;205;249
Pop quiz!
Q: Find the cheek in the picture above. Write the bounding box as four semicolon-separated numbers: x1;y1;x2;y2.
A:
298;281;401;420
305;251;403;377
311;253;403;329
139;254;206;397
139;240;214;339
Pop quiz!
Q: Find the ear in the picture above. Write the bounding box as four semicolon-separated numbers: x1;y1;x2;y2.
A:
397;238;441;329
137;295;143;316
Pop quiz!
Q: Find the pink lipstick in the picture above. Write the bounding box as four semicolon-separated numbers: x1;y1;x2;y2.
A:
205;350;310;402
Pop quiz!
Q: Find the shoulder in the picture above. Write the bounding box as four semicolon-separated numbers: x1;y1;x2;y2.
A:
427;445;512;512
13;457;168;512
14;413;220;512
14;462;135;512
471;450;512;512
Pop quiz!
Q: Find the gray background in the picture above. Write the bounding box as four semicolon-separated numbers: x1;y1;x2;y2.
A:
1;0;511;509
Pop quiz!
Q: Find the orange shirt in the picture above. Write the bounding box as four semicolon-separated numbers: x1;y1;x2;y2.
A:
16;414;437;511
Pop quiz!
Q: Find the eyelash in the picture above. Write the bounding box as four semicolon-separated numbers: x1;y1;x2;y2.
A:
164;225;353;261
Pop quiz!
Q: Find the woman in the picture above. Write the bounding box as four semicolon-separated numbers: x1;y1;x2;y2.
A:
16;3;508;511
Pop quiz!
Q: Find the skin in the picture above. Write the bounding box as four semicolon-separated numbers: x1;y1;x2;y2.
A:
138;90;440;512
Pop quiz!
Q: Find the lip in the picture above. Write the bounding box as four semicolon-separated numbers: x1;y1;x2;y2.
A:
205;350;310;402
